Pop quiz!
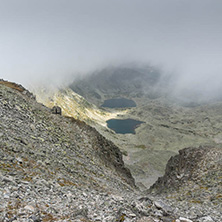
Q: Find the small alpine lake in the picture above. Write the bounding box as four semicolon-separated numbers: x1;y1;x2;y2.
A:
106;118;144;134
101;98;136;108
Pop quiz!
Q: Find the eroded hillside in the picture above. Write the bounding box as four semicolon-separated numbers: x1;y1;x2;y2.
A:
0;80;221;221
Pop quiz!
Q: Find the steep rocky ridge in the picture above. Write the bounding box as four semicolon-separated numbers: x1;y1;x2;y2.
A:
0;81;138;221
0;81;134;188
148;146;222;221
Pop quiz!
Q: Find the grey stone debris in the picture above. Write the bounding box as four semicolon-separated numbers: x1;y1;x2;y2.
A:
177;217;193;222
0;82;221;221
198;216;214;222
154;200;173;215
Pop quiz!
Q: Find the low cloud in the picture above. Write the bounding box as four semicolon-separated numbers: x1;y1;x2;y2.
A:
0;0;222;101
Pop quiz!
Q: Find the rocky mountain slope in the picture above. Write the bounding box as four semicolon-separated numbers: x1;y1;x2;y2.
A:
31;87;126;127
0;81;135;221
149;146;222;221
65;66;222;189
0;80;221;221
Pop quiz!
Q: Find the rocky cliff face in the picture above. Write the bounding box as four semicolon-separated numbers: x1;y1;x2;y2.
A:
0;80;221;222
149;146;222;221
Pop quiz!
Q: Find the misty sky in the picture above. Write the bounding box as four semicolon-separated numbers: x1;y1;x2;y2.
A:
1;0;222;99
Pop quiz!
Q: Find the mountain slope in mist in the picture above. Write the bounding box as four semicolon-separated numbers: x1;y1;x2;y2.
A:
32;65;222;189
70;65;222;106
67;66;222;189
70;66;167;105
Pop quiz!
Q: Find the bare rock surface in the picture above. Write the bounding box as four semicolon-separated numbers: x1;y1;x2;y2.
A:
0;81;221;221
149;146;222;221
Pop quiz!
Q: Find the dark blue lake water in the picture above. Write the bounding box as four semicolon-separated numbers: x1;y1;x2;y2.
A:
106;118;144;134
101;98;136;108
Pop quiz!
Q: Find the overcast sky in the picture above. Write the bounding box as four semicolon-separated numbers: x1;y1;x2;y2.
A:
1;0;222;99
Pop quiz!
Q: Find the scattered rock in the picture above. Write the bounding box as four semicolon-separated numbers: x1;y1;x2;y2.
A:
24;205;35;212
178;217;193;222
154;200;173;215
198;216;214;222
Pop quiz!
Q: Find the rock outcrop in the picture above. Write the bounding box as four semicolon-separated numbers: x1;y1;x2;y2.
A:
0;79;36;99
149;146;222;221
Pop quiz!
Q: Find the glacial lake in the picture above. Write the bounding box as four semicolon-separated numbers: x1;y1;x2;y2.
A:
101;98;136;108
106;118;144;134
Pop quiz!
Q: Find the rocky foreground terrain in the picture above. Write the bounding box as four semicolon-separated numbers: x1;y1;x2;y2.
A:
0;80;221;221
149;146;222;221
